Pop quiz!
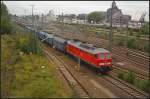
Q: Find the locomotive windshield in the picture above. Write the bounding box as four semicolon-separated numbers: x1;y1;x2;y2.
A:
100;53;105;59
106;53;111;59
97;53;111;59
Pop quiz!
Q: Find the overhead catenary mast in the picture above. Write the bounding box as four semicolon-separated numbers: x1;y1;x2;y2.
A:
30;4;37;54
61;12;64;34
108;1;113;52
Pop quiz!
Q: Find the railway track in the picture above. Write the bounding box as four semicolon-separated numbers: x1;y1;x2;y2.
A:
103;75;149;98
21;24;149;98
127;50;149;61
113;53;148;71
43;49;90;98
112;65;148;80
43;43;148;98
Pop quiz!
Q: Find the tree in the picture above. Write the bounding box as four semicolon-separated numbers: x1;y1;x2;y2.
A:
77;14;87;20
87;11;106;23
68;14;76;19
1;2;12;34
140;22;149;35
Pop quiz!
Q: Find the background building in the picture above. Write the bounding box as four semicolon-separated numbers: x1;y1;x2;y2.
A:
106;1;131;27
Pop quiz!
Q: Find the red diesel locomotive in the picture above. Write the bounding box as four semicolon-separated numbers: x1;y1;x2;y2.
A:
66;40;112;72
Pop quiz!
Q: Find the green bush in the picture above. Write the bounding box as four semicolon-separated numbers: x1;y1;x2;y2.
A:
127;72;135;84
140;22;149;35
128;28;133;36
122;72;135;84
134;79;150;93
17;33;43;55
127;38;136;49
117;71;149;93
144;45;149;52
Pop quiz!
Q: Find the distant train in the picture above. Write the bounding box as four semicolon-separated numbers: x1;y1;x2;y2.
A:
20;23;113;73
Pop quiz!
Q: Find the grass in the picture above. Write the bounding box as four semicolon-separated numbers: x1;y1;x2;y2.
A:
117;71;149;93
10;54;71;98
1;32;73;98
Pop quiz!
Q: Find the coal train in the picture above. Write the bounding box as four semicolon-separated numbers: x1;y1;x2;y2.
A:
23;24;113;72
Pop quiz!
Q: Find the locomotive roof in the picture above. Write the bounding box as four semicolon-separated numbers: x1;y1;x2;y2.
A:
40;31;47;35
46;33;54;38
53;36;67;43
68;40;109;54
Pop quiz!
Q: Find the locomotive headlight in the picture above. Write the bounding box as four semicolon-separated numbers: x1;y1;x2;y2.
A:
99;63;105;65
107;62;111;65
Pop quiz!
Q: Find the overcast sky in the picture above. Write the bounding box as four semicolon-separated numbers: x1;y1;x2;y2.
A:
4;1;149;21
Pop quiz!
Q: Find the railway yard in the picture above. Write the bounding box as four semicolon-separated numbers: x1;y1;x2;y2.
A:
5;21;149;98
1;21;149;98
1;1;149;98
34;22;149;98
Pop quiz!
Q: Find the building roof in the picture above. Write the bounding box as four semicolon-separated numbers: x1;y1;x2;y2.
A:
107;1;131;22
68;40;109;54
112;1;117;8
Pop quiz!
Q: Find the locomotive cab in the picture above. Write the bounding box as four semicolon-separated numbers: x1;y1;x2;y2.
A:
95;52;113;71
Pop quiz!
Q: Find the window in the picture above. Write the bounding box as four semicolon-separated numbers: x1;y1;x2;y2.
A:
94;54;99;58
100;53;105;59
106;53;111;59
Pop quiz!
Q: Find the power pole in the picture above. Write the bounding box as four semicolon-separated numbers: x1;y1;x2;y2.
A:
31;5;34;28
84;15;86;24
61;12;64;33
41;13;44;30
24;9;26;20
108;3;113;52
30;4;36;54
126;21;129;44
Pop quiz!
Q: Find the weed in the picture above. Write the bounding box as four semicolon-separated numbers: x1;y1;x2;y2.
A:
127;38;136;49
134;78;150;93
118;37;125;46
17;33;43;55
126;71;135;84
2;33;72;98
118;72;124;79
117;71;149;93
